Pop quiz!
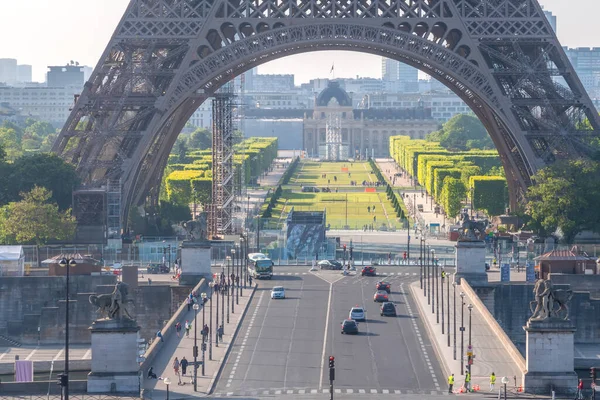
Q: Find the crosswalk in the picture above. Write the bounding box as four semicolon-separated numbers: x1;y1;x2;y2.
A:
274;272;419;276
215;388;446;396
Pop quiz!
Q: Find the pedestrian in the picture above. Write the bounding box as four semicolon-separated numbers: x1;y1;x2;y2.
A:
576;378;583;399
217;324;224;341
249;275;253;286
173;357;180;376
175;322;182;338
147;367;158;379
186;296;192;311
367;206;371;213
180;356;189;376
156;330;163;343
448;373;454;394
489;372;496;392
185;320;190;337
464;370;471;392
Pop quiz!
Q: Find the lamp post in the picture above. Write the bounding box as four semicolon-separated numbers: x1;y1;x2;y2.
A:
501;376;509;400
467;303;473;376
221;275;226;333
230;248;236;314
226;256;230;324
447;273;451;347
236;244;240;303
208;282;214;360
453;280;457;360
192;303;199;391
163;377;171;400
240;238;245;294
427;245;432;307
201;292;207;377
441;268;445;334
460;291;465;375
58;256;76;400
214;280;219;347
231;248;238;306
433;249;438;321
418;235;423;289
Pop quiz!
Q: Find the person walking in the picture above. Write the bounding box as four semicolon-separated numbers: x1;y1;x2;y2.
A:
185;320;190;337
173;357;180;376
576;378;584;400
448;373;455;394
464;370;471;392
186;296;192;311
175;322;182;338
489;372;496;392
217;324;224;341
180;356;189;376
249;275;253;286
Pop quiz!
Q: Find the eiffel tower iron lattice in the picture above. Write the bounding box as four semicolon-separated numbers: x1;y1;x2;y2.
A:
53;0;600;230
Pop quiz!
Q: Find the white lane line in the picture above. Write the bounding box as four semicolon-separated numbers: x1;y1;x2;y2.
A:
82;349;91;360
318;281;333;391
283;277;304;390
0;348;10;361
53;348;65;361
25;348;38;360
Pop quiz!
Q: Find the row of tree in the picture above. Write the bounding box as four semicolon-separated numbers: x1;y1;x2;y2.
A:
0;120;58;160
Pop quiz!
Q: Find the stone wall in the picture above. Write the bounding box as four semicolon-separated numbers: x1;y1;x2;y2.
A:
482;282;600;353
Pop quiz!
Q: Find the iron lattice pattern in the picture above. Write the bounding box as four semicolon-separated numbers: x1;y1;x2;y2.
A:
53;0;600;225
209;85;235;237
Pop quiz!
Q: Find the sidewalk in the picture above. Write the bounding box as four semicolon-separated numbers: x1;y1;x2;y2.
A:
410;279;523;394
142;285;256;399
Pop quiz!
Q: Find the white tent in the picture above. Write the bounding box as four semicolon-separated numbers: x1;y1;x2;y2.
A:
0;246;25;276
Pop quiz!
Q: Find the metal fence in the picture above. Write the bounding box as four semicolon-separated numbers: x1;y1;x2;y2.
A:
0;396;140;400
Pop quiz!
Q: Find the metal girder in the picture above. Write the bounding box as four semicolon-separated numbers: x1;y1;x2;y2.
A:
53;0;600;229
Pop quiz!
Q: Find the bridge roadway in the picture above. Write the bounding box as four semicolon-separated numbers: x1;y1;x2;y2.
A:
213;266;444;397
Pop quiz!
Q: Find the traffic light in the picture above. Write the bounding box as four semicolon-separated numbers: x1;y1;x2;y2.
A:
329;356;335;368
57;373;67;387
591;367;596;381
329;356;335;381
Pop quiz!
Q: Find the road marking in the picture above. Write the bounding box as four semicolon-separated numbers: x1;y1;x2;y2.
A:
82;349;91;360
0;348;10;361
318;281;333;390
53;348;65;361
283;278;304;390
359;389;366;393
25;348;39;360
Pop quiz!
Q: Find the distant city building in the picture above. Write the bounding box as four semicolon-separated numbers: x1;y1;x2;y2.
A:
250;74;294;92
17;65;32;83
189;101;213;129
0;86;79;126
83;66;94;82
303;81;438;158
564;47;600;99
381;58;419;92
46;65;84;88
543;9;557;34
247;91;309;109
0;58;17;85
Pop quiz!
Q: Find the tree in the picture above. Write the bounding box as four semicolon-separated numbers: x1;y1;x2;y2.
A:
426;114;493;151
0;186;76;245
8;153;80;210
526;159;600;242
440;177;466;218
0;126;23;159
188;128;211;150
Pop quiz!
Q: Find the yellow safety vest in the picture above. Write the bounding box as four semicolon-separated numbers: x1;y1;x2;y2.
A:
490;375;496;384
441;271;446;278
448;376;454;385
465;373;471;382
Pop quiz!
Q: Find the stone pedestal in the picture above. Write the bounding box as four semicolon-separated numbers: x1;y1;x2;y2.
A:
180;240;212;286
523;319;577;394
454;240;487;285
87;319;140;393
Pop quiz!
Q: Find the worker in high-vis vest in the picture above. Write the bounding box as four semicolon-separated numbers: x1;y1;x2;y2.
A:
448;374;455;394
490;372;496;391
464;371;471;392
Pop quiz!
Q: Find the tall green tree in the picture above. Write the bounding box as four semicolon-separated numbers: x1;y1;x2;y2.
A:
527;159;600;242
188;128;212;150
440;177;466;218
426;114;493;151
0;186;76;245
8;153;80;210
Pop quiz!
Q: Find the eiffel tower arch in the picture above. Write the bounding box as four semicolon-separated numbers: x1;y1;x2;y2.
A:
53;0;600;231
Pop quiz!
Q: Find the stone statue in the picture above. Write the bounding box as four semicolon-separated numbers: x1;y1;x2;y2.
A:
89;282;133;320
458;213;488;241
183;212;207;240
529;279;573;322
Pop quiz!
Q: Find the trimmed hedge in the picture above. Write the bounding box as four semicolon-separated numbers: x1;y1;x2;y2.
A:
469;176;508;217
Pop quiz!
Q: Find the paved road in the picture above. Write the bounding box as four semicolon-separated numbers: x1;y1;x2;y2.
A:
213;266;445;397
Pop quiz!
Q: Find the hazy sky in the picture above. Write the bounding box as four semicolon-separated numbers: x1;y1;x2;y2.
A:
1;0;598;83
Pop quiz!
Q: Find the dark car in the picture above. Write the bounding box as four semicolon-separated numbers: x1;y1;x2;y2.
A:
485;262;491;271
147;263;169;274
380;302;397;317
318;260;343;270
361;266;377;276
373;290;389;302
376;281;391;293
301;186;320;193
341;319;359;334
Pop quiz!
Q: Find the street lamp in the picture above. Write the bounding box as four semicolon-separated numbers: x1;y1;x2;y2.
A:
240;237;245;294
225;256;231;324
235;245;240;304
501;376;509;400
208;282;215;359
453;280;457;360
460;291;465;375
201;292;207;377
447;272;451;347
467;303;473;376
432;249;438;321
230;248;236;312
417;235;422;289
441;267;444;334
163;377;171;400
427;245;431;307
192;302;199;391
58;256;76;400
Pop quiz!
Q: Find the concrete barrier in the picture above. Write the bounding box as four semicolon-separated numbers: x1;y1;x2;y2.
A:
139;278;208;377
461;280;526;373
0;379;87;394
0;359;90;376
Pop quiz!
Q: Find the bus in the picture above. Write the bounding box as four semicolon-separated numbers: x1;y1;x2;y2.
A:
247;253;274;279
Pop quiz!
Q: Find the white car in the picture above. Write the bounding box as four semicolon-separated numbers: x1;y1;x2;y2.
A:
349;306;365;321
271;286;286;299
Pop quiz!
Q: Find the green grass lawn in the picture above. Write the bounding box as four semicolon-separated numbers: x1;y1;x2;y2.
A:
267;161;406;230
291;161;379;187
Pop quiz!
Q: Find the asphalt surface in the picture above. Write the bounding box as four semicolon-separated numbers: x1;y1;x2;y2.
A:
213;266;445;397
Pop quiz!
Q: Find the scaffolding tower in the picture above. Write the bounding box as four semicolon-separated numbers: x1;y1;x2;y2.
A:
325;111;343;161
208;82;235;238
107;179;122;239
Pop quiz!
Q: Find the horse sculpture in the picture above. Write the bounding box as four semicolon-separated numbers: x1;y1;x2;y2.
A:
89;282;133;320
551;289;573;320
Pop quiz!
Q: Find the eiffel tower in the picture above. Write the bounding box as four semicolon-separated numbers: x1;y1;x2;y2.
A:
53;0;600;234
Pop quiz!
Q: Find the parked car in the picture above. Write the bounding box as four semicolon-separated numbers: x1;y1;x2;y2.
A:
361;266;377;276
318;260;343;270
301;186;320;193
380;302;397;317
147;263;169;274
